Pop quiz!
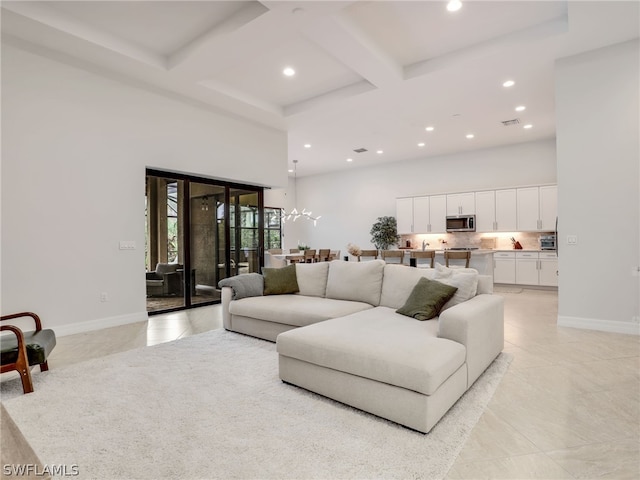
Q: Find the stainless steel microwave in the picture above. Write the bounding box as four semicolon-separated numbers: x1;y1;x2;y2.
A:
446;215;476;232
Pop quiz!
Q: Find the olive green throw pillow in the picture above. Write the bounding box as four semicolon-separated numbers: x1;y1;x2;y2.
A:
263;264;300;295
396;277;458;321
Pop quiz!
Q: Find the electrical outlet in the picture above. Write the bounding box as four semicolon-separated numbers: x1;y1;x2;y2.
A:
100;292;109;302
566;235;578;245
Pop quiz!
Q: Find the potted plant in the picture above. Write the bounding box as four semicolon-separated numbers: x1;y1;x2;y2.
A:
370;216;400;251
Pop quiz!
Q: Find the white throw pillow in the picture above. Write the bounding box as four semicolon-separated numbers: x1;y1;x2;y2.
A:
434;264;478;311
295;262;329;297
326;259;385;306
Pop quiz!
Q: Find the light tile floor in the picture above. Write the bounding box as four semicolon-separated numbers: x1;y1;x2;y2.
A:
3;289;639;479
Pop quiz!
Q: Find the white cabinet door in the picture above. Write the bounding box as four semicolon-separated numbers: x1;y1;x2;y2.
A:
475;191;496;232
516;187;540;231
539;252;558;286
539;185;557;231
495;189;517;231
516;251;539;285
396;198;414;234
446;192;475;215
493;252;516;283
413;196;430;233
429;195;447;233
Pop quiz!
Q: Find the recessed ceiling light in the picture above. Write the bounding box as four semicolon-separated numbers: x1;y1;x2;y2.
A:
523;124;533;129
417;142;425;147
466;134;475;139
503;80;515;87
515;105;526;112
346;158;353;162
425;126;435;132
304;144;311;148
376;150;383;154
447;0;462;12
283;67;295;77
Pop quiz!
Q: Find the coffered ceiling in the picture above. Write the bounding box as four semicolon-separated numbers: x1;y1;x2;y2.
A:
2;1;638;176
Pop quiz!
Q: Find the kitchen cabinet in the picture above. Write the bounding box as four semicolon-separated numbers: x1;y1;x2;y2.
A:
493;252;516;283
475;191;495;232
517;186;557;231
511;251;558;286
429;195;447;233
396;195;446;234
476;189;517;232
446;192;475;216
539;185;558;231
538;251;559;286
516;187;540;231
515;251;539;285
495;189;517;231
396;197;414;234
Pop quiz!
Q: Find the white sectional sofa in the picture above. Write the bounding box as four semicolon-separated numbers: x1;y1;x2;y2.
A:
221;259;504;433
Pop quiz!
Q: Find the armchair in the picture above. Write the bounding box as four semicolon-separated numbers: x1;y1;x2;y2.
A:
146;263;183;296
1;312;56;394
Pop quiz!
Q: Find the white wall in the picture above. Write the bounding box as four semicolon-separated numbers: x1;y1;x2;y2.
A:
1;44;287;334
555;39;639;334
268;139;557;253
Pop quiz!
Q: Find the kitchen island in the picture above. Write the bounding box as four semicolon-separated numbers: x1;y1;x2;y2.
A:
403;249;495;279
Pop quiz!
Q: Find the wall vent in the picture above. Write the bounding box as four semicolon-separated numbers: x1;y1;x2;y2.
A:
353;147;368;153
501;118;521;126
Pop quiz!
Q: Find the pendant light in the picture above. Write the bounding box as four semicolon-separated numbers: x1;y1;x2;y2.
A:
281;160;321;226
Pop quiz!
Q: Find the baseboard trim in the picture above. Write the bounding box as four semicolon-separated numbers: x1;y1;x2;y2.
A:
558;315;640;335
53;311;149;337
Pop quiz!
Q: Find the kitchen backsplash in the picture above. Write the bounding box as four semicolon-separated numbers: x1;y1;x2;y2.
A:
401;231;554;251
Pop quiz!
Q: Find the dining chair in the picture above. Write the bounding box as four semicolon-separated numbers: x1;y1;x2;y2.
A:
410;250;435;268
381;250;404;264
357;250;378;262
304;249;317;263
444;250;471;268
317;249;331;262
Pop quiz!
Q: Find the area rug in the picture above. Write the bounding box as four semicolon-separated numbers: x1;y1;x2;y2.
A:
1;330;512;480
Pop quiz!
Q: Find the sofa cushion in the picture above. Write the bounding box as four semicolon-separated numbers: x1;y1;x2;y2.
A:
295;262;329;297
379;264;438;309
325;259;385;306
277;307;466;396
229;295;373;327
263;264;299;295
396;277;458;320
433;264;478;311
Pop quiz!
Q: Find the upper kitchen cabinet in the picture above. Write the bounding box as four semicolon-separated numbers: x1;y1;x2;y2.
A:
396;197;414;234
516;186;557;231
539;185;558;231
396;195;446;234
475;189;517;232
446;192;475;216
475;191;495;232
429;195;447;233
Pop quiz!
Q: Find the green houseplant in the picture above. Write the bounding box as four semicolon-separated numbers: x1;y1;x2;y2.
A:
370;216;400;251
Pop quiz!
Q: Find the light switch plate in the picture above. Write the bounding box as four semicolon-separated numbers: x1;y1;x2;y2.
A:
566;235;578;245
119;240;136;250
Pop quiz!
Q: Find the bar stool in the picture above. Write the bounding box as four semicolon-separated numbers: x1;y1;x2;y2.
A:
381;250;404;264
444;250;471;268
410;250;435;268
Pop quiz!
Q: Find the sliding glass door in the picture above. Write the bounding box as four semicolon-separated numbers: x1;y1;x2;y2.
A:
145;170;264;314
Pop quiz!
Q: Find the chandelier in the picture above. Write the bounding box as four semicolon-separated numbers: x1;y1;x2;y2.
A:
281;160;321;226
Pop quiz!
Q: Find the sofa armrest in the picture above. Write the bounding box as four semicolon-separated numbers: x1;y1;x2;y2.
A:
438;294;504;387
221;286;233;331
